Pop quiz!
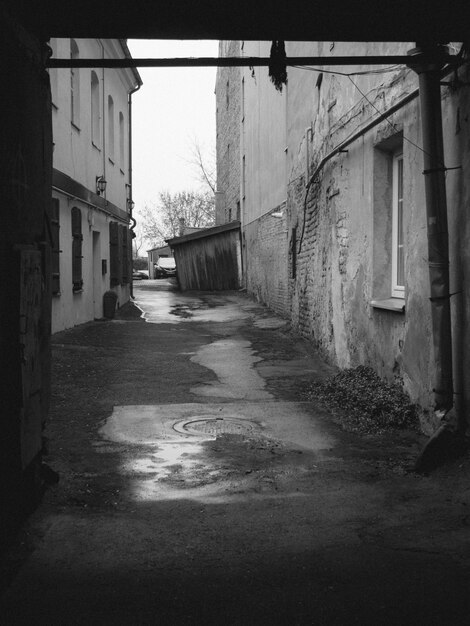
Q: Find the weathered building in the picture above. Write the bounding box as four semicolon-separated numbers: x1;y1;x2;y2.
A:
215;41;241;225
1;0;468;524
217;40;470;432
49;38;141;332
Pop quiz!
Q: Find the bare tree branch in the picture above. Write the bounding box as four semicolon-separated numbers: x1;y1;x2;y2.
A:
138;190;215;246
187;136;216;194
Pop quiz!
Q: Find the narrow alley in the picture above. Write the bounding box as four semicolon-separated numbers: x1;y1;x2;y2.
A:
1;279;469;625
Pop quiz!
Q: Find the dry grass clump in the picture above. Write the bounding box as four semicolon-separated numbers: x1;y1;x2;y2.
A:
305;365;418;434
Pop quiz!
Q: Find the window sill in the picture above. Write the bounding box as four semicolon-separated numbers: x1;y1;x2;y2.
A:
371;298;405;313
73;289;83;295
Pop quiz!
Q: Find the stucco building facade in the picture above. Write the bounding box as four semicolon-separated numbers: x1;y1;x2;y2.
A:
49;38;141;332
217;41;470;432
215;40;242;226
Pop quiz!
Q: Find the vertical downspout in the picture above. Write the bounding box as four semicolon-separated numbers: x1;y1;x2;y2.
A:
98;40;106;198
128;82;141;298
408;45;464;470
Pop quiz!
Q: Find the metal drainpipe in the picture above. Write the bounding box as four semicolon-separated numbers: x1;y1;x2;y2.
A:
98;40;106;199
407;44;458;430
128;82;141;298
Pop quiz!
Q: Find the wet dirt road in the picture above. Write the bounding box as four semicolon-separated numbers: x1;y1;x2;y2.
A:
1;280;470;625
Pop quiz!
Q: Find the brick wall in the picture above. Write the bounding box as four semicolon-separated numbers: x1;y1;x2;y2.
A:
245;203;289;317
215;41;241;225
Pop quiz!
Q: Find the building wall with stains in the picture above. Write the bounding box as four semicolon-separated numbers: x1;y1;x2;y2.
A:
226;40;470;431
49;38;140;332
216;41;242;225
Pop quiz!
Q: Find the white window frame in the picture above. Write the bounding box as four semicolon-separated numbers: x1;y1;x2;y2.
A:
391;151;405;298
108;95;115;162
91;71;100;147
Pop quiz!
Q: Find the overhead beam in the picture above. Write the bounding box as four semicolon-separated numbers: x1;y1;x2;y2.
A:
47;54;454;69
11;0;470;41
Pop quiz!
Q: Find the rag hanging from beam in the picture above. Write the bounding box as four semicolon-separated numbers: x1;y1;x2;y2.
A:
269;40;287;91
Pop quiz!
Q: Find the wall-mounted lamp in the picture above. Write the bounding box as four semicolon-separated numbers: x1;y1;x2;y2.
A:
96;175;107;195
127;198;135;211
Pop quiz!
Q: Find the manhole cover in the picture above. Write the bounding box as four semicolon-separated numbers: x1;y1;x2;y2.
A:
173;417;258;436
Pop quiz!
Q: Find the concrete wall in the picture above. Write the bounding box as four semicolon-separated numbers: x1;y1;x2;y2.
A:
216;41;241;224
228;40;470;431
50;38;138;332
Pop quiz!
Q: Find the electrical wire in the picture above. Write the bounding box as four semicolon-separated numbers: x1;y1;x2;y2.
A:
290;64;405;76
346;74;433;161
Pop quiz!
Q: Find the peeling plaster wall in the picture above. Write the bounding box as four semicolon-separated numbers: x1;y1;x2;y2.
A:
233;40;470;431
285;41;470;431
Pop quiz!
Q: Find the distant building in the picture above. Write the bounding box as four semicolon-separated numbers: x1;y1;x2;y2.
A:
147;244;173;278
215;41;241;226
49;38;142;332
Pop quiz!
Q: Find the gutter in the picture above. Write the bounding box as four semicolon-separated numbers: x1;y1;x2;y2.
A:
407;44;467;472
120;39;143;299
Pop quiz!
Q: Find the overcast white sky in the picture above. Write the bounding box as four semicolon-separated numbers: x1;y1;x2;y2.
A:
127;40;218;213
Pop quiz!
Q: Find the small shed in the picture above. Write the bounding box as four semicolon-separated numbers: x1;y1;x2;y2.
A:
167;221;242;291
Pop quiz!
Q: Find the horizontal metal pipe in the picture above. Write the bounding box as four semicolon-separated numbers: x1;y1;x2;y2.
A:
47;55;428;69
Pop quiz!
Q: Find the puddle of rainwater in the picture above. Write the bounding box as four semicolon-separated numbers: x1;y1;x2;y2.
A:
124;441;205;481
190;338;273;400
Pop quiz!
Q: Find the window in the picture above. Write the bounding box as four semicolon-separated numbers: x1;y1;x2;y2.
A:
391;152;404;297
109;224;130;286
371;134;405;312
91;71;100;147
109;222;120;286
70;40;80;126
121;224;129;284
71;207;83;292
108;95;115;162
119;112;125;169
49;38;58;107
241;77;245;122
51;198;61;294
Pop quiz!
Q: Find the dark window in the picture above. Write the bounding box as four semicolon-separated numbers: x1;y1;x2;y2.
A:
121;224;129;284
51;198;61;294
71;206;83;292
109;221;121;287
